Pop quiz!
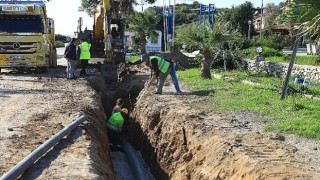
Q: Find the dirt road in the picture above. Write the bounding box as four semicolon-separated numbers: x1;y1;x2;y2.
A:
0;59;114;179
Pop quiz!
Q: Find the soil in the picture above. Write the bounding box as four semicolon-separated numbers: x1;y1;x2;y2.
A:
0;52;320;180
0;67;114;179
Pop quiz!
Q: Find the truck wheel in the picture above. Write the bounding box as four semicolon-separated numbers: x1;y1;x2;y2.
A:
37;67;48;73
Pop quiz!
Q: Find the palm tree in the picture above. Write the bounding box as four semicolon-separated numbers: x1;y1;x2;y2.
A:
127;12;160;53
176;22;242;79
281;0;320;43
79;0;157;16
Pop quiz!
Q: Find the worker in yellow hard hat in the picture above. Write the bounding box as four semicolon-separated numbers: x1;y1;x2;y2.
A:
106;108;128;151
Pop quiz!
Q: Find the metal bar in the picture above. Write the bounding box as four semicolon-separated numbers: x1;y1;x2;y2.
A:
259;0;263;43
1;115;87;180
172;0;176;51
280;25;303;100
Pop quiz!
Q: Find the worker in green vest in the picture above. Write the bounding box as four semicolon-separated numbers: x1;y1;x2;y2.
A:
141;54;181;94
79;39;92;76
106;108;128;151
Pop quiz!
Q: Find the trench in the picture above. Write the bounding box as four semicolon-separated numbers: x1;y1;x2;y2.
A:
90;71;167;180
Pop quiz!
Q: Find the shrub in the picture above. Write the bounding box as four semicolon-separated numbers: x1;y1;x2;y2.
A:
55;41;65;48
241;46;284;59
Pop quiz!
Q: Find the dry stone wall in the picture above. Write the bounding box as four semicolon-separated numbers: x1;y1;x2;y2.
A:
245;59;320;83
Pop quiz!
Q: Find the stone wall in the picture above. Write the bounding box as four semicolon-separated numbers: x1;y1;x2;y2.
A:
245;59;320;83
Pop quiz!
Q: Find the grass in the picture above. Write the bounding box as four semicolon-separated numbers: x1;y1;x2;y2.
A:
127;55;141;63
266;55;320;66
177;69;320;139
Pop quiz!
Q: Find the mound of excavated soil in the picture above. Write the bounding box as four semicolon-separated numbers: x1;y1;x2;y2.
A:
149;52;193;70
0;71;114;179
128;77;320;179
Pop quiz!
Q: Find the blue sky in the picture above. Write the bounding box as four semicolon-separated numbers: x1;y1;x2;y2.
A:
47;0;284;35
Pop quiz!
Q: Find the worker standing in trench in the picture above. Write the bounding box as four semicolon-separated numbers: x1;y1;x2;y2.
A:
129;54;182;94
106;108;129;151
112;98;124;113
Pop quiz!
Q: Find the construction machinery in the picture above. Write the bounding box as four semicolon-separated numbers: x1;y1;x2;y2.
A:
79;0;126;81
0;0;57;73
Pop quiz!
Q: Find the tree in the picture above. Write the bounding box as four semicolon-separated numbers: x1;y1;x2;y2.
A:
292;0;320;38
264;3;284;29
79;0;157;16
55;34;68;42
126;12;160;53
221;2;254;37
176;22;243;79
279;0;320;48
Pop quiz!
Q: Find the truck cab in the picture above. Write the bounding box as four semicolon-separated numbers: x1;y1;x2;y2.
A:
0;0;56;72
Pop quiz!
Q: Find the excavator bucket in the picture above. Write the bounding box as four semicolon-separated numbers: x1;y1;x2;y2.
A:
101;49;118;82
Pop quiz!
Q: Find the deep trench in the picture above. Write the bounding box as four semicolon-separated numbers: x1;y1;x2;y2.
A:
94;74;169;180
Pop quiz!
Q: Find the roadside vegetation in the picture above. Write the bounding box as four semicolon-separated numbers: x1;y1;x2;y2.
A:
178;69;320;139
55;34;69;48
266;55;320;66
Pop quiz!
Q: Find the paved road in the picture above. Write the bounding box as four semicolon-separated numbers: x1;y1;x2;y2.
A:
283;48;308;56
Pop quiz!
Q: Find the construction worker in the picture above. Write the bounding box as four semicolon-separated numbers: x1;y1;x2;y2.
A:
140;54;182;94
78;39;91;76
64;38;79;80
106;108;128;151
112;98;124;113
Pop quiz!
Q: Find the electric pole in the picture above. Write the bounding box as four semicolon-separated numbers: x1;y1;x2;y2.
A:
259;0;263;43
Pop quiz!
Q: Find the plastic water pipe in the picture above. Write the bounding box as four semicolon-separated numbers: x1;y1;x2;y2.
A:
122;139;150;180
1;115;87;180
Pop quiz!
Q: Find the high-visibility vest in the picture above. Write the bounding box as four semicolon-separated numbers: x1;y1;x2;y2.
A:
106;112;124;132
79;42;91;60
149;56;170;73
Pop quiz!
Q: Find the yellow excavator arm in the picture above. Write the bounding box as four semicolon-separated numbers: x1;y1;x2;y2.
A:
94;0;110;39
103;0;111;12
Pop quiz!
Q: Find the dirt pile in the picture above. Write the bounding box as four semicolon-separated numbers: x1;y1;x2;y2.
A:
129;80;320;179
149;51;193;69
0;71;114;179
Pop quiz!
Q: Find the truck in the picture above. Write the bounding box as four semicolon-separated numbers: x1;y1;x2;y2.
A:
0;0;57;73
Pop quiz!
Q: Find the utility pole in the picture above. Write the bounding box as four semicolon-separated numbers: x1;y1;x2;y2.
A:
259;0;263;43
163;0;167;51
141;0;144;12
248;20;251;39
172;0;176;51
280;25;303;100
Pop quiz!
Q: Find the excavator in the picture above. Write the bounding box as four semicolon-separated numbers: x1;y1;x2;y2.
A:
78;0;127;81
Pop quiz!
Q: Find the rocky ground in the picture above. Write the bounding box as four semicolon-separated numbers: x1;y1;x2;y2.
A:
0;52;320;179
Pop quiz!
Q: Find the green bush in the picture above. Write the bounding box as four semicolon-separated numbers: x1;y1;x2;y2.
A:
253;34;289;51
55;41;65;48
241;46;284;59
262;46;284;57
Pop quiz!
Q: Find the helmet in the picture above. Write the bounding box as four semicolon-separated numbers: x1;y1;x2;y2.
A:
121;108;128;115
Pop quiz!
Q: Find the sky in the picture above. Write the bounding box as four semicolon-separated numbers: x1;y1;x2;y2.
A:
47;0;284;36
46;0;94;36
